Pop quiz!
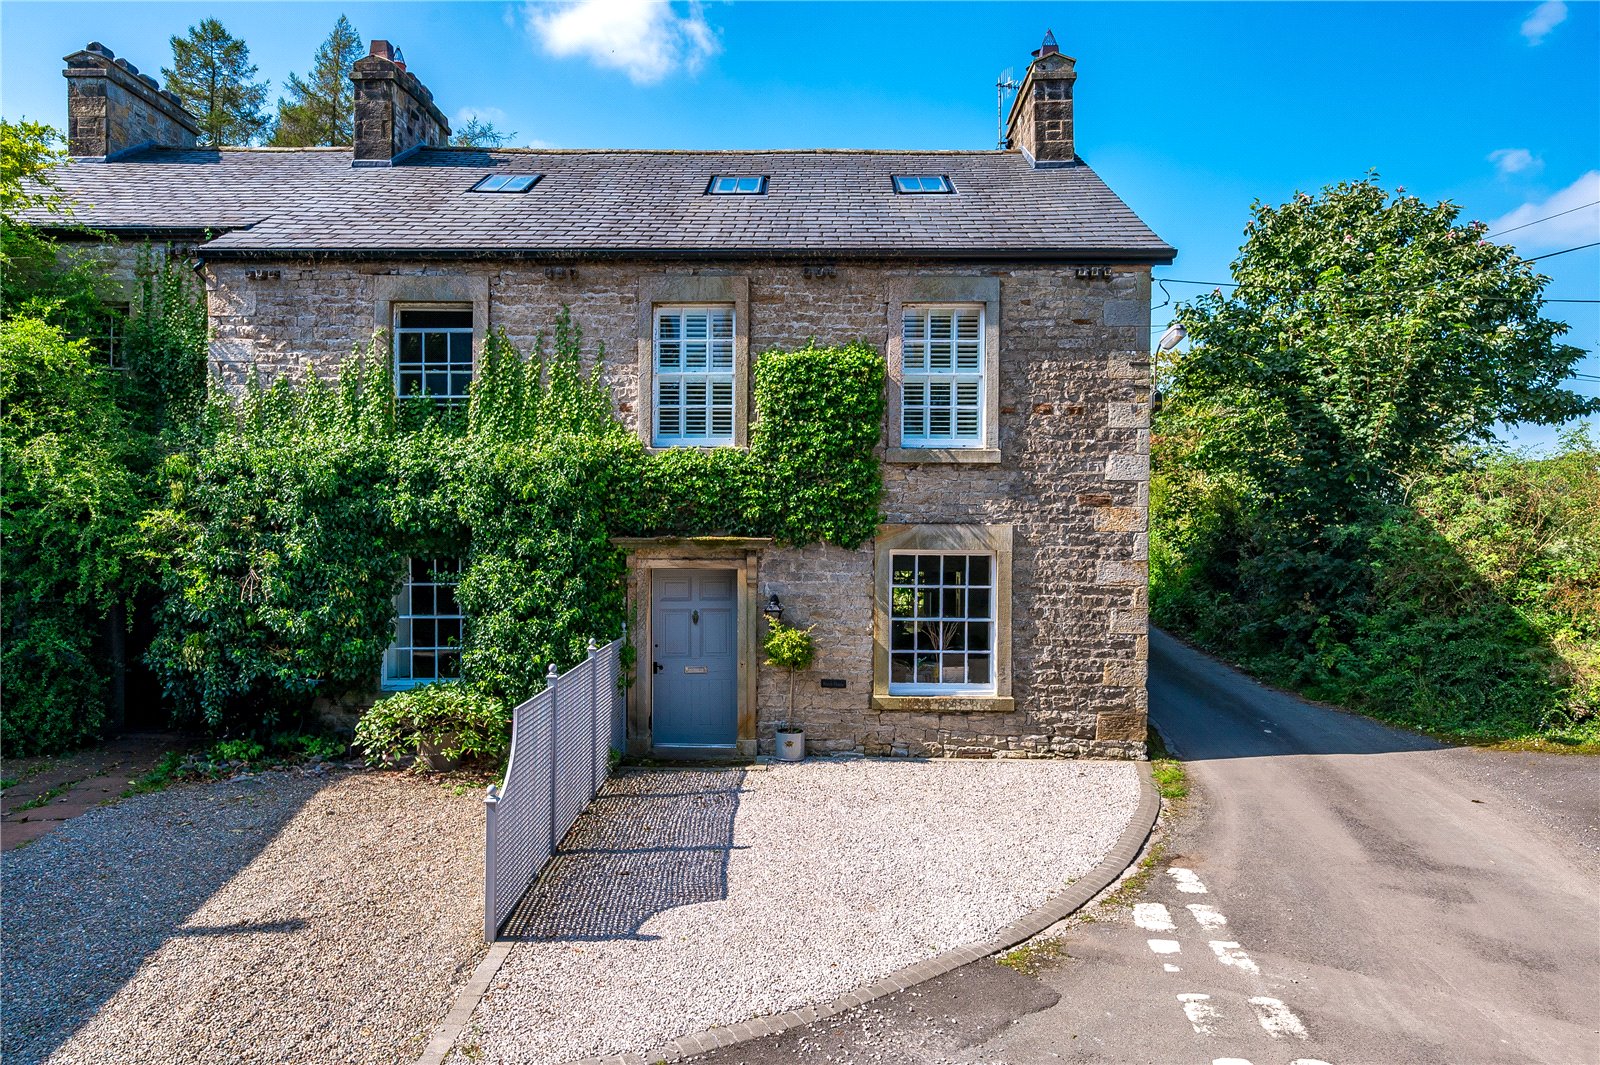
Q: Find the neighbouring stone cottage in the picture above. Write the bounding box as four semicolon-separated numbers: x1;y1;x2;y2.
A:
42;32;1174;760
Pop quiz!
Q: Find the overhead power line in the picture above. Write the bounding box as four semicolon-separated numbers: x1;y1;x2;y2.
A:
1151;241;1600;305
1484;199;1600;240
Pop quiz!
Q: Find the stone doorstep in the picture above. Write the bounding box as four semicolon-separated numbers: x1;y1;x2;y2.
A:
418;762;1162;1065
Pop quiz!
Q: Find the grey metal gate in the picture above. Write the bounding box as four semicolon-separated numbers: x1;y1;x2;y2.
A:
483;632;627;941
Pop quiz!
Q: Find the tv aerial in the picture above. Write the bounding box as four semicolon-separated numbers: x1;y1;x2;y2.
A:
996;68;1020;149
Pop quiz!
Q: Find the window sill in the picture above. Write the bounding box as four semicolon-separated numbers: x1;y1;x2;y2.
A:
646;443;746;454
885;447;1002;465
870;693;1015;714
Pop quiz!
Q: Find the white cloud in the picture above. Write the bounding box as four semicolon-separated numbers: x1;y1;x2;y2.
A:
1486;170;1600;252
1488;148;1542;176
455;105;510;127
1521;0;1566;44
523;0;719;84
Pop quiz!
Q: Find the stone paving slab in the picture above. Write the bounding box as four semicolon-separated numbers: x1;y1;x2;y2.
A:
1;733;193;851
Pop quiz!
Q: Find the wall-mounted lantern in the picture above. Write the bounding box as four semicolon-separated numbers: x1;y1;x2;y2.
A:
763;593;784;621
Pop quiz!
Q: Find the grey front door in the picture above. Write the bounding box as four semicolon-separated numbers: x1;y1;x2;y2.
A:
651;569;738;747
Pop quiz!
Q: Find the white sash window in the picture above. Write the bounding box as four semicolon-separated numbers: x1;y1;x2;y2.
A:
901;304;984;447
383;558;464;689
888;552;995;694
653;305;736;447
394;306;474;405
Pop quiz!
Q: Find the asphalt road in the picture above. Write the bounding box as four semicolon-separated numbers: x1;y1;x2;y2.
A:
691;629;1600;1065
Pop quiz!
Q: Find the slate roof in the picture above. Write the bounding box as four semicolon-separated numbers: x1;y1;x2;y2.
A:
35;146;1175;263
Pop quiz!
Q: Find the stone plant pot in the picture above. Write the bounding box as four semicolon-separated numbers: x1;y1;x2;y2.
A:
776;728;806;762
417;733;462;772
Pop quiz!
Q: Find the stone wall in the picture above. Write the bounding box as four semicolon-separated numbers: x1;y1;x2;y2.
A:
201;257;1150;758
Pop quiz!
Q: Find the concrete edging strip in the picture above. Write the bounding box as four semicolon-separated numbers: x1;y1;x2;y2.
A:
568;759;1163;1065
415;940;514;1065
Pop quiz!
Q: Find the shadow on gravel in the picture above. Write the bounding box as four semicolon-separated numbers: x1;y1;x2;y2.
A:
0;773;326;1065
499;767;745;941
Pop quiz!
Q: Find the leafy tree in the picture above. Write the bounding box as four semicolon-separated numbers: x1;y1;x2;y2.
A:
269;15;363;147
1;119;66;220
162;19;270;146
1164;176;1597;513
0;120;118;336
450;116;518;149
1152;177;1600;746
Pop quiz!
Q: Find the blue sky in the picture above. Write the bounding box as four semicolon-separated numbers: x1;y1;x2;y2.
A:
4;1;1597;448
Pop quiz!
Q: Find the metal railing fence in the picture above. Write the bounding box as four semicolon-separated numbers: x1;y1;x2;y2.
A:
484;633;627;941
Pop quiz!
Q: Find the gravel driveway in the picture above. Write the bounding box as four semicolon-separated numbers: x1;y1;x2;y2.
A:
454;758;1140;1064
2;769;485;1065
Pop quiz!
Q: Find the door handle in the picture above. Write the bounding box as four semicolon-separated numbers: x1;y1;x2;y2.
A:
653;661;664;674
692;610;700;625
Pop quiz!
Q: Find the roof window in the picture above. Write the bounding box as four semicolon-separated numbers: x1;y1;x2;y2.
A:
893;175;954;194
708;175;767;195
470;174;541;193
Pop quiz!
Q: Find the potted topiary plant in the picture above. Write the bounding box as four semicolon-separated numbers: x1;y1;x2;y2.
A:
353;682;509;772
763;617;816;761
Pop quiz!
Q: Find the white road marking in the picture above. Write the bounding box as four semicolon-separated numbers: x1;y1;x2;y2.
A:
1213;1059;1255;1065
1209;940;1261;975
1134;902;1176;931
1147;938;1182;954
1178;993;1218;1034
1250;996;1310;1040
1169;867;1208;893
1187;903;1227;929
1163;962;1181;972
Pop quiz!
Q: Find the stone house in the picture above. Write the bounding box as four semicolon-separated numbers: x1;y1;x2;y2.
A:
43;33;1174;760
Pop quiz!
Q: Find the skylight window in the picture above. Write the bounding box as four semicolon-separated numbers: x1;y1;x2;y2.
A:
708;175;768;195
470;174;541;193
893;175;955;194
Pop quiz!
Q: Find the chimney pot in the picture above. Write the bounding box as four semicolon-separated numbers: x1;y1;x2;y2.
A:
1032;29;1060;58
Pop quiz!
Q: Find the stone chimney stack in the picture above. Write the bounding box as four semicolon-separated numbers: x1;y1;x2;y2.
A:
1004;30;1079;167
351;40;451;166
63;43;200;159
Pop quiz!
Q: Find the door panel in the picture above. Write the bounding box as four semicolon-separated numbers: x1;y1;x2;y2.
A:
652;568;739;747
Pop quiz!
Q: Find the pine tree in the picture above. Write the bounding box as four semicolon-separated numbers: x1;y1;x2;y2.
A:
161;19;270;146
270;15;364;147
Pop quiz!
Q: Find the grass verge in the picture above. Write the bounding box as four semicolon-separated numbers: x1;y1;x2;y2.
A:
997;937;1072;976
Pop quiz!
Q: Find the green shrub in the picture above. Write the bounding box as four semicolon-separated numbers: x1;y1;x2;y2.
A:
354;683;509;766
144;356;406;734
0;317;141;754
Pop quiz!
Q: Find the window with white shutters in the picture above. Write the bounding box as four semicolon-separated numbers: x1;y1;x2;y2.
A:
901;304;984;447
653;304;736;447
